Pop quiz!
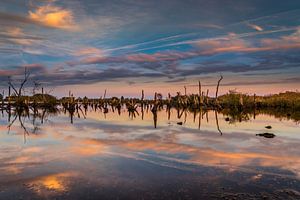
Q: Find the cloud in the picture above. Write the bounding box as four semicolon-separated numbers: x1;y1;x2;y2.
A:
127;26;299;53
194;23;223;29
0;69;18;77
260;27;300;50
28;4;78;30
70;51;197;67
247;23;263;32
0;12;41;25
73;47;105;57
0;27;43;46
195;33;251;54
71;28;300;68
1;0;300;89
22;63;47;73
59;27;300;86
0;64;47;83
194;28;300;54
0;66;163;87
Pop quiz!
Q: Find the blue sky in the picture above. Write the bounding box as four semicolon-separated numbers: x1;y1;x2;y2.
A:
0;0;300;97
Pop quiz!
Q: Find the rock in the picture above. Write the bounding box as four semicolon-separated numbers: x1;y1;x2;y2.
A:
256;133;276;138
265;125;272;129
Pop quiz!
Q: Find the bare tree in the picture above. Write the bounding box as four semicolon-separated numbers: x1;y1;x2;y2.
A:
215;75;223;104
8;68;30;98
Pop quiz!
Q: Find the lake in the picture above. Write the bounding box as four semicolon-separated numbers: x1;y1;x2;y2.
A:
0;106;299;199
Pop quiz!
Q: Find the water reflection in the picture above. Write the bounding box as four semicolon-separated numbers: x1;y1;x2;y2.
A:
0;105;299;199
4;105;299;139
28;173;73;193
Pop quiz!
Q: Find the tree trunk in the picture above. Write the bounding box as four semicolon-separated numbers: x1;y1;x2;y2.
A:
215;75;223;105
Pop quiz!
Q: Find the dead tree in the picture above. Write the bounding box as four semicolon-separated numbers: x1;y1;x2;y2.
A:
215;75;223;105
8;68;30;98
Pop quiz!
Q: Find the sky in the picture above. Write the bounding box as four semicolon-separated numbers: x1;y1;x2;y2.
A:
0;0;300;98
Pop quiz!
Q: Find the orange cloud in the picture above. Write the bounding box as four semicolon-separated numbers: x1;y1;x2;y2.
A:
247;23;264;31
29;4;77;30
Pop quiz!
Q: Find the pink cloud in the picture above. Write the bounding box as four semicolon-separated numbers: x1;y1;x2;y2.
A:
74;47;104;57
126;53;158;62
69;28;300;68
195;28;300;54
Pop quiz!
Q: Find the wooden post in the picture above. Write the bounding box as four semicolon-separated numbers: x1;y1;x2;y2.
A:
42;87;45;104
206;89;209;105
104;89;107;99
253;93;257;119
141;90;144;101
2;90;4;108
198;81;201;97
8;86;11;105
239;94;244;106
184;86;187;96
199;81;203;105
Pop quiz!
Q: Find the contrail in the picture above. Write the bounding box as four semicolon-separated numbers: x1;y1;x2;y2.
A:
102;32;198;53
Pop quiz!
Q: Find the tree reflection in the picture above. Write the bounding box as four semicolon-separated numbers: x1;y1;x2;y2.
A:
6;106;58;143
3;103;299;142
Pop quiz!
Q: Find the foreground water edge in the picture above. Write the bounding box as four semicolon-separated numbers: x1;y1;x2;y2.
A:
0;107;299;199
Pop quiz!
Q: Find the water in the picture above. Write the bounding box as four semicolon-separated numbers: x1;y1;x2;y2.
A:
0;106;299;199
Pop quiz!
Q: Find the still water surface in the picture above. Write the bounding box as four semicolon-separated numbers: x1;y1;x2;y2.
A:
0;107;299;199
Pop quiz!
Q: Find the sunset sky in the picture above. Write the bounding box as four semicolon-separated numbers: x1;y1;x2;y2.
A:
0;0;300;98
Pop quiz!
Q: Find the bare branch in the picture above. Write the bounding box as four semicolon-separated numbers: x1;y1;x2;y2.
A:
7;114;18;134
8;77;19;96
18;67;30;97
